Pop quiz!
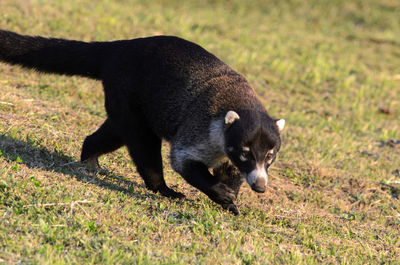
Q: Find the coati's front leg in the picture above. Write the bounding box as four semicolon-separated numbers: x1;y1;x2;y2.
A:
213;162;243;199
179;160;239;215
81;118;124;169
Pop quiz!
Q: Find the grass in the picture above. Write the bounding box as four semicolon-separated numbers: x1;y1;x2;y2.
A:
0;0;399;263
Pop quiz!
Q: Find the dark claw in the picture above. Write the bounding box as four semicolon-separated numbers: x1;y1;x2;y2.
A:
227;204;239;215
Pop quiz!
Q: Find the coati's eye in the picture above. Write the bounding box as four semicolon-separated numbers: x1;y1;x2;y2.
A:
266;153;273;160
266;150;274;164
239;147;251;162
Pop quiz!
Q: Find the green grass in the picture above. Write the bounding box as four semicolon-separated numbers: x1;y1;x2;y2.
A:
1;0;400;263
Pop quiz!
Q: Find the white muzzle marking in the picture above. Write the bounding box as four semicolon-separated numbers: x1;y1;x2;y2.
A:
244;163;268;186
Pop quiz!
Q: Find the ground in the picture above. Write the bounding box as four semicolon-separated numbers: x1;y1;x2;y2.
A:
0;0;399;264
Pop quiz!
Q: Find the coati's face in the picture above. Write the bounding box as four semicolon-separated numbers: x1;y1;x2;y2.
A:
223;111;285;193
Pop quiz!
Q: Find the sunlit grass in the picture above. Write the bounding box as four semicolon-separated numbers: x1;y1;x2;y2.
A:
1;0;399;263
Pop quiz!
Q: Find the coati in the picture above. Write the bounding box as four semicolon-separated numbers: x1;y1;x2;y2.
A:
0;30;285;215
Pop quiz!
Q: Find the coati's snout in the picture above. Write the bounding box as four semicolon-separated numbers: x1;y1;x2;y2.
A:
223;110;285;193
251;177;266;193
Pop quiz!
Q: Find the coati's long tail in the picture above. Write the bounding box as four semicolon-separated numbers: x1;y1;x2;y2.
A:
0;30;109;79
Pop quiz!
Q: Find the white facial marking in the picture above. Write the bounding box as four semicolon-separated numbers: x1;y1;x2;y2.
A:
269;149;274;154
245;163;268;186
239;154;247;162
242;146;250;152
225;111;240;125
276;119;285;132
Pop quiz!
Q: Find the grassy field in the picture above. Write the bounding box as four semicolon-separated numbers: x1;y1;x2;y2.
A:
1;0;399;263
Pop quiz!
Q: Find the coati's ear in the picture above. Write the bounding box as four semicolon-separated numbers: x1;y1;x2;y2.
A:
225;111;240;125
275;119;285;132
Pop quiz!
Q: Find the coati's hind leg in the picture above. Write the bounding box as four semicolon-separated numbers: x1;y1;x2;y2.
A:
213;162;243;199
81;118;124;169
124;126;184;199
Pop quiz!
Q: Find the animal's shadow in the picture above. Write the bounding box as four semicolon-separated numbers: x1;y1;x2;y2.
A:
0;134;186;205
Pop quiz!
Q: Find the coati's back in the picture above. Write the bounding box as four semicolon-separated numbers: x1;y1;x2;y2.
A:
0;30;265;139
114;36;264;140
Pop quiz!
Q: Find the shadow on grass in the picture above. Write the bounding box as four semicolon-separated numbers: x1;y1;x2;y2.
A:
0;134;186;205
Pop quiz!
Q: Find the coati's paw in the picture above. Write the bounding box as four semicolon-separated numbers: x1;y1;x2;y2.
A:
158;186;185;199
213;162;244;200
208;183;239;214
82;157;100;171
209;183;236;205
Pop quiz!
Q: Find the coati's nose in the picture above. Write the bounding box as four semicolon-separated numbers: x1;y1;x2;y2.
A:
251;178;266;193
